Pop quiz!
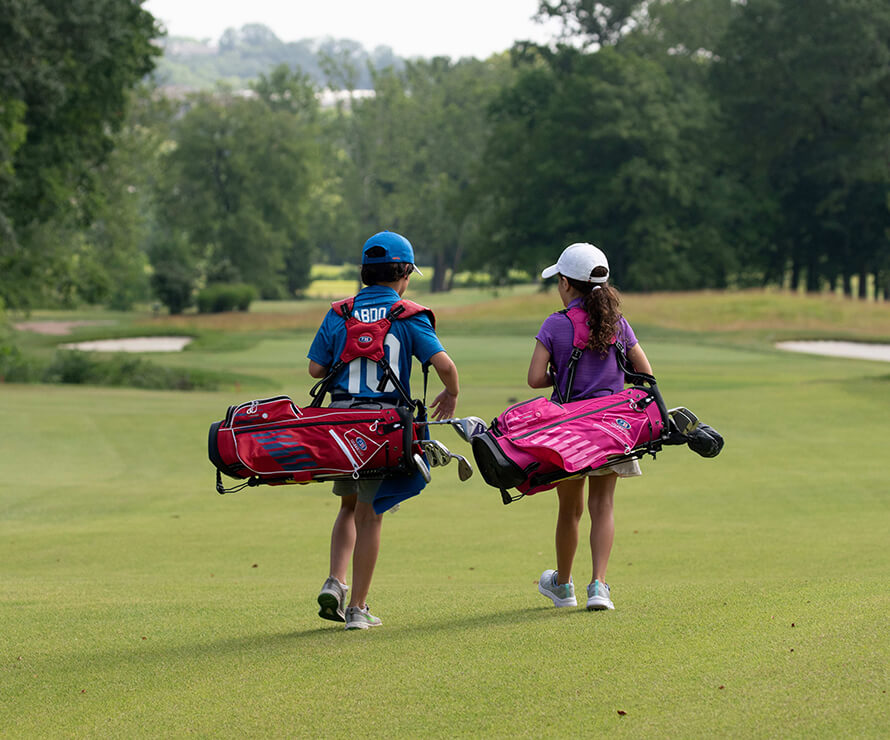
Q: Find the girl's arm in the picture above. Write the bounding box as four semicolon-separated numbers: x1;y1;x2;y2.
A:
527;340;554;388
627;343;653;376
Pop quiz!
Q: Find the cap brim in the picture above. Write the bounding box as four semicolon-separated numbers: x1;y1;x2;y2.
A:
412;265;423;276
541;264;560;279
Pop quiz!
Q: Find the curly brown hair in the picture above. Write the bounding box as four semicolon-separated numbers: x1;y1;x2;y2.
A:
565;273;622;354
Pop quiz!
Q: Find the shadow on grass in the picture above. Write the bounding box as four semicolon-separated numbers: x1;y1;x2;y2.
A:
47;605;579;673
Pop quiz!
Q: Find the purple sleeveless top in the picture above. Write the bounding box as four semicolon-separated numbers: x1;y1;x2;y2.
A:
535;298;637;401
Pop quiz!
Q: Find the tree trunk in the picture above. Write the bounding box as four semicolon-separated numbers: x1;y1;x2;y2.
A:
842;272;852;298
858;270;868;300
431;252;448;293
806;251;820;293
446;243;464;292
790;260;801;292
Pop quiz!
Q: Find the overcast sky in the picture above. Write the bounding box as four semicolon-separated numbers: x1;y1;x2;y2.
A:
143;0;562;59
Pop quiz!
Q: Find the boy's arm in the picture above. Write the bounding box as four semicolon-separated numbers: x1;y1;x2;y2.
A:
308;360;327;378
427;350;459;420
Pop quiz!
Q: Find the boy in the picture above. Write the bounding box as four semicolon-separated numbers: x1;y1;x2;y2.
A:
307;230;460;630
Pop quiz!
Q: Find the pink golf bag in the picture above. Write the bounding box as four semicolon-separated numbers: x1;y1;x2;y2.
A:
472;382;671;503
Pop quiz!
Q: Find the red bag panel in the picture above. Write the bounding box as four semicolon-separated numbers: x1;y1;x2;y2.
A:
211;398;415;483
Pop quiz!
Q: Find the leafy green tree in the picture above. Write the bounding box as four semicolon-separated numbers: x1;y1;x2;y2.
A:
475;44;738;290
76;86;175;310
712;0;890;294
340;56;515;290
535;0;647;47
0;0;160;308
155;83;323;298
148;230;200;315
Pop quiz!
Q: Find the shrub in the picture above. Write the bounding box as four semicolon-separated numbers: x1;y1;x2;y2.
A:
42;350;221;390
0;342;39;382
197;283;257;313
43;351;97;384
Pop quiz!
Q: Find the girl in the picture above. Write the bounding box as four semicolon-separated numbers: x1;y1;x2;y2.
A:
528;242;653;611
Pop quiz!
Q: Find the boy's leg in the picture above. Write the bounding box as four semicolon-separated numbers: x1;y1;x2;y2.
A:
329;494;357;584
318;494;356;622
555;478;585;583
587;473;617;584
348;499;384;608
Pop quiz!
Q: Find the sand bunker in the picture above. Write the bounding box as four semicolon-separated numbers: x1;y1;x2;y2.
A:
15;320;117;336
775;340;890;363
58;337;193;352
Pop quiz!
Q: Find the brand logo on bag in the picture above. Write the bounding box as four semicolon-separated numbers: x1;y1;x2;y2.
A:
354;437;368;451
358;335;373;344
246;400;259;414
614;418;631;430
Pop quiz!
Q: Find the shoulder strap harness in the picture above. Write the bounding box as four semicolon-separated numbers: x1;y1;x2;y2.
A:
551;307;651;403
309;296;436;412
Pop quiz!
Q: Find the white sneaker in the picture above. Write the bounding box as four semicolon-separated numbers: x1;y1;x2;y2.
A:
345;604;383;630
586;580;614;610
537;569;577;607
317;577;348;622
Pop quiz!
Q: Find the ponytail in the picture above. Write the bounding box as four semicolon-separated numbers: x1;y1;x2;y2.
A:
565;276;622;354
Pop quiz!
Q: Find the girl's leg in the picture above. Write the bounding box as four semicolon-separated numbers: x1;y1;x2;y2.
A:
329;494;357;585
348;499;384;608
554;478;585;584
587;474;617;583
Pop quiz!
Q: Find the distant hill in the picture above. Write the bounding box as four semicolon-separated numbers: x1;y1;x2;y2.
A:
153;23;405;92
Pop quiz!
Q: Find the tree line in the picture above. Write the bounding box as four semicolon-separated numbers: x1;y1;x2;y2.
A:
1;0;888;315
156;24;404;91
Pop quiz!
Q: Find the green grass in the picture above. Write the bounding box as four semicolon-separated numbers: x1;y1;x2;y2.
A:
2;290;890;737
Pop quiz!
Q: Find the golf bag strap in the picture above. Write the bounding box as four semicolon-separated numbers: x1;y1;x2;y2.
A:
387;299;436;329
556;308;656;402
555;308;589;403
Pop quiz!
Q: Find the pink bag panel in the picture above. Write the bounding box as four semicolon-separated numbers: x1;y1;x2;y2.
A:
495;389;664;476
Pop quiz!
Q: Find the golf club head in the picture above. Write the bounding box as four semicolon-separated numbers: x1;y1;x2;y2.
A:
668;407;700;436
452;416;488;442
455;454;473;481
412;453;431;483
420;439;451;467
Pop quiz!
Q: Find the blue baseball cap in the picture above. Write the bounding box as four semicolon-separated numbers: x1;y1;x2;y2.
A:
361;231;423;275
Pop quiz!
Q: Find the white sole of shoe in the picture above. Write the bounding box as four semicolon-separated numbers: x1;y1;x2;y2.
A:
538;581;577;608
345;619;382;630
586;599;614;611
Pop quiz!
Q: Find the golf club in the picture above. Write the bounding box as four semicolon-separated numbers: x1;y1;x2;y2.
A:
419;439;452;468
453;452;473;481
418;439;474;480
416;416;488;442
668;406;700;435
412;453;431;483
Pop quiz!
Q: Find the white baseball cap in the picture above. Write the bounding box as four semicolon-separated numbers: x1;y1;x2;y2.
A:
541;242;610;283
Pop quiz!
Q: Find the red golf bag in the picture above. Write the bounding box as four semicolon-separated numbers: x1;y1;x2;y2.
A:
209;396;421;494
209;294;436;496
